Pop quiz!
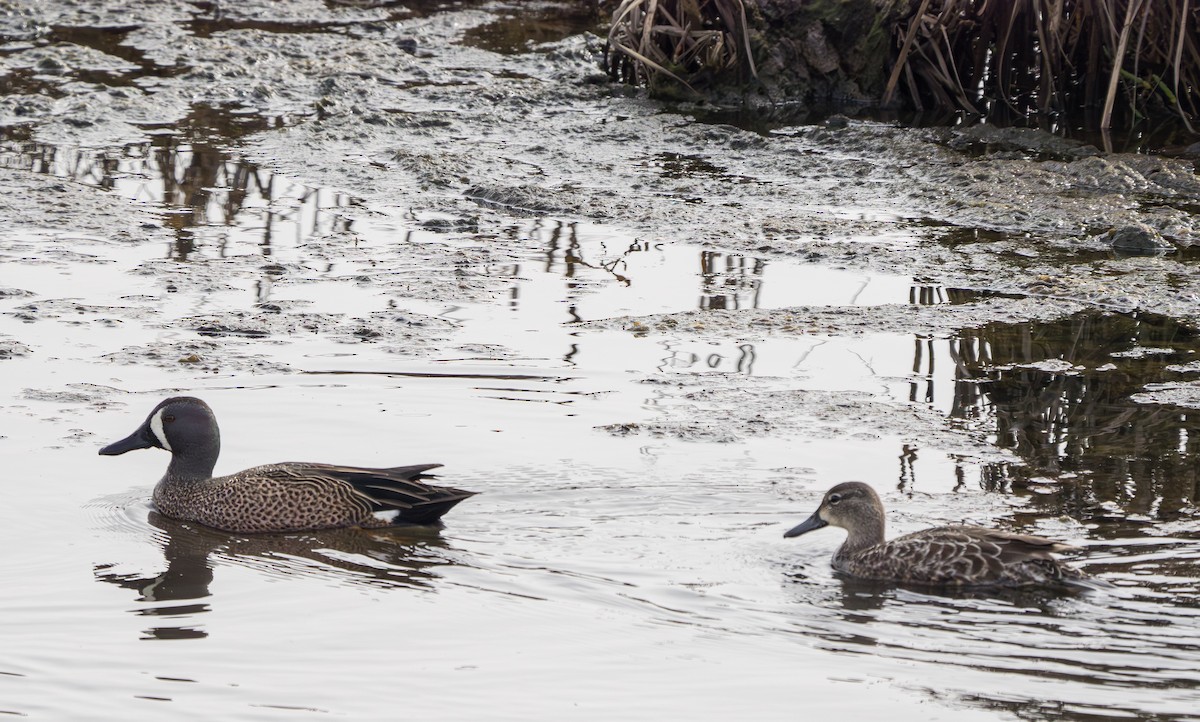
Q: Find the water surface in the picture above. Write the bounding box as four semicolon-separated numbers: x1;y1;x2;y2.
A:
2;29;1200;722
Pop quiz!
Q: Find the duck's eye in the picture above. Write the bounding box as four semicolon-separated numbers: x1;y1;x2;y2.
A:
828;493;842;505
163;414;176;423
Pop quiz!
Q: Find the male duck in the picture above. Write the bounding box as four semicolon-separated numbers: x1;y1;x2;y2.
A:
100;396;476;534
784;482;1084;587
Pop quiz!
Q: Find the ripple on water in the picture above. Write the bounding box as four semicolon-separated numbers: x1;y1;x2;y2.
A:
771;543;1200;719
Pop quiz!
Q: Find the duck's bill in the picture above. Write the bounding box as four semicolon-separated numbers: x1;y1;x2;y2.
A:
784;511;827;538
99;426;154;456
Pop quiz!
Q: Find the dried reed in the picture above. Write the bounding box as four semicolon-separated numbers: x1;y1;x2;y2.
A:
603;0;757;95
884;0;1199;129
602;0;1196;129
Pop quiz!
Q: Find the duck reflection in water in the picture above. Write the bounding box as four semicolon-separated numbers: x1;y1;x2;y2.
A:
94;511;461;641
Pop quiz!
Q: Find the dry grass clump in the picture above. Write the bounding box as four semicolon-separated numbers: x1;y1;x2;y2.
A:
602;0;757;94
885;0;1199;129
602;0;1196;129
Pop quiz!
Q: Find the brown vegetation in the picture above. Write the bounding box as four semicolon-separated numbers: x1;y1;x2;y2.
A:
603;0;1199;129
603;0;757;96
888;0;1199;129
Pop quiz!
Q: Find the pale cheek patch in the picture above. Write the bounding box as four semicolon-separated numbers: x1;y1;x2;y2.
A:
150;409;173;451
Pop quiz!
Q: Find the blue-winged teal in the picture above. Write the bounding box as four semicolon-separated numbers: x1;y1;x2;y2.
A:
785;482;1084;587
100;396;476;534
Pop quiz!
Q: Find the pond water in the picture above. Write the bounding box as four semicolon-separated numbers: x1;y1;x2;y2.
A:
2;128;1199;721
2;9;1200;719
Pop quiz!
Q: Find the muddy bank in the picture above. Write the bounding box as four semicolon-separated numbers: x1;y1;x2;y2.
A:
581;295;1087;337
4;2;1199;319
2;0;1200;466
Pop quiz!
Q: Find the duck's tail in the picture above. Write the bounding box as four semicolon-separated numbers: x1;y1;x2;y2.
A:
396;488;478;525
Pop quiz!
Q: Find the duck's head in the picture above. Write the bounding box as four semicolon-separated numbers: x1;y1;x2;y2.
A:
784;481;884;539
99;396;220;467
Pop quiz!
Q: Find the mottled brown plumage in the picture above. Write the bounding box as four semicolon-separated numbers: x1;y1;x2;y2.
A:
100;397;476;534
784;482;1084;587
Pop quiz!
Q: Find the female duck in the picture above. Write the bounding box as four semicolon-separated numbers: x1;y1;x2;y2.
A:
785;482;1083;587
100;396;476;534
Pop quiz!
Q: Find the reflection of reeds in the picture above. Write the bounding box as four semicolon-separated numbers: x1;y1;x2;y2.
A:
951;311;1200;520
885;0;1199;128
603;0;757;95
699;250;764;310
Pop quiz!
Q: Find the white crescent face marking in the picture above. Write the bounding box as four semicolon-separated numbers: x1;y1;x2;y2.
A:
150;408;173;451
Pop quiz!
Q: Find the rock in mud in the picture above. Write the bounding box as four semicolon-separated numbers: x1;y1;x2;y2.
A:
947;124;1100;160
1104;223;1175;254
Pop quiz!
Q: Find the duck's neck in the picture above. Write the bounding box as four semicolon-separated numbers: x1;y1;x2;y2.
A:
164;442;219;483
838;510;887;556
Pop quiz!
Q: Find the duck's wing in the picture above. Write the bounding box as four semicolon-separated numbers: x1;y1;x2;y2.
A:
961;526;1082;558
258;462;476;524
855;527;1079;585
844;529;993;584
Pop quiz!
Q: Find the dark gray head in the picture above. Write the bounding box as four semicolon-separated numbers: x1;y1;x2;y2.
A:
783;482;886;545
99;396;221;480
